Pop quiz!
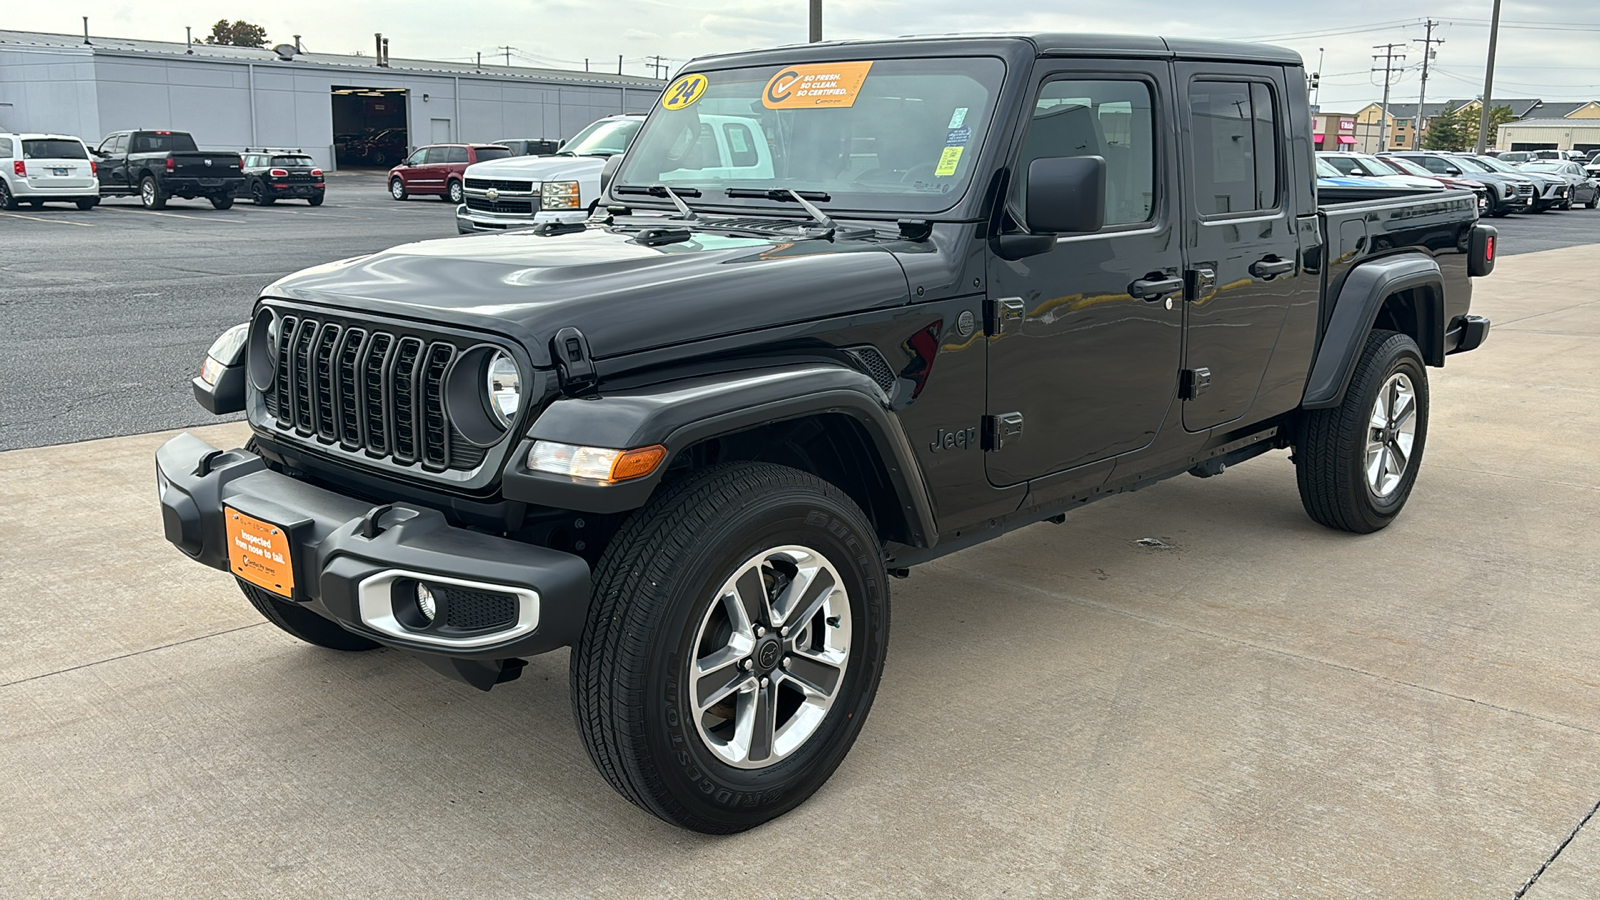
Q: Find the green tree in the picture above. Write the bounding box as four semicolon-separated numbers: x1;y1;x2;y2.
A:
204;19;268;48
1422;107;1469;151
1486;105;1515;145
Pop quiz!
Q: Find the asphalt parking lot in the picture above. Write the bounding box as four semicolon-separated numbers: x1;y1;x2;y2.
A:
3;183;1600;450
1;187;1598;896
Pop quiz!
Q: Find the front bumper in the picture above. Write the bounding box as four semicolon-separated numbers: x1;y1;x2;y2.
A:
156;433;591;685
455;204;586;234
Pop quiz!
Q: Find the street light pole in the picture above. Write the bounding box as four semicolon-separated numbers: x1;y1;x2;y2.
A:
1476;0;1503;154
809;0;822;43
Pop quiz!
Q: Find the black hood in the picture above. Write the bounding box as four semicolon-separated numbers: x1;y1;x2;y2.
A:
263;226;912;366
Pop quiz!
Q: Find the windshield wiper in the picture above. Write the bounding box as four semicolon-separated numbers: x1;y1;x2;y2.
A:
614;183;702;219
724;188;835;230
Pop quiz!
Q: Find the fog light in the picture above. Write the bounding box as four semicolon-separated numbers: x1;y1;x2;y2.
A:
416;583;438;623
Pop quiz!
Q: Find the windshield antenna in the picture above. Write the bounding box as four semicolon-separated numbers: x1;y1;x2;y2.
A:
654;184;697;220
785;188;835;230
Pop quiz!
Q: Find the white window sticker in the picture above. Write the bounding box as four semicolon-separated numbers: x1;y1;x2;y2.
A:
948;107;969;128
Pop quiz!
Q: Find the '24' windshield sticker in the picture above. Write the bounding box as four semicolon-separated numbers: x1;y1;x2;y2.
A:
762;62;874;109
661;73;709;110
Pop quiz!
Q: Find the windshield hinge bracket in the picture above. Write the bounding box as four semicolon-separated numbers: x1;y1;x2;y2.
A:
551;326;598;395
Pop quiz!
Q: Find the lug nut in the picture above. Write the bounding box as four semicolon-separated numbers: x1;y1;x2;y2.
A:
781;657;790;669
755;626;766;637
742;659;753;671
780;626;789;638
760;677;769;688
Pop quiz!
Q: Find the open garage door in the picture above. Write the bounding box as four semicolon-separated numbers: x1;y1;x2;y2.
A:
332;87;408;169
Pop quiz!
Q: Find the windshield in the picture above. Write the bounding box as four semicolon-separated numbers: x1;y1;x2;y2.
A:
1320;155;1360;175
1451;156;1495;173
1355;154;1401;175
271;155;313;167
23;139;88;160
1521;163;1563;174
563;118;641;156
1382;156;1434;178
615;56;1006;214
1315;158;1343;178
1470;156;1519;173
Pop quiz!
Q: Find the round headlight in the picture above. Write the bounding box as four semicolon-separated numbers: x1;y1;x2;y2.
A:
486;352;521;427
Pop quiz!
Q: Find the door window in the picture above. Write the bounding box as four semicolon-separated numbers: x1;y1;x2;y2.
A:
1189;80;1280;214
407;149;429;166
1016;79;1156;227
421;147;447;164
0;138;12;158
445;146;469;164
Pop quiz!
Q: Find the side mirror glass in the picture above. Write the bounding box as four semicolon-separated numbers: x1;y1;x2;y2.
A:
1023;156;1106;235
557;138;568;150
600;154;623;193
1444;166;1462;175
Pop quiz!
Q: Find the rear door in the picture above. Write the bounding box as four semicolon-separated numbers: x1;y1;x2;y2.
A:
1175;64;1313;430
984;59;1185;486
20;138;95;194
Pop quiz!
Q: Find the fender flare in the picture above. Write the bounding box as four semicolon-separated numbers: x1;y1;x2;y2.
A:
1301;253;1445;410
501;363;937;547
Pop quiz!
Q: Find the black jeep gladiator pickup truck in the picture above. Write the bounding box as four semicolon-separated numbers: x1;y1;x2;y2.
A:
159;33;1495;834
93;130;244;209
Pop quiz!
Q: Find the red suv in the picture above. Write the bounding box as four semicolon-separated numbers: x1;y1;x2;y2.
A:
388;144;512;203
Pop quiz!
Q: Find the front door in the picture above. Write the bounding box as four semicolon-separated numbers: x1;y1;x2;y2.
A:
984;61;1184;487
1176;64;1311;430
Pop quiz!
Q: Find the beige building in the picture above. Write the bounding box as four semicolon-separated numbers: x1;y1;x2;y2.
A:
1497;119;1600;153
1310;111;1360;151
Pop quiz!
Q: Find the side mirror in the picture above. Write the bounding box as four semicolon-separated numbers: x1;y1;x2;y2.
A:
557;139;568;150
1444;166;1462;175
1024;156;1106;234
600;154;623;194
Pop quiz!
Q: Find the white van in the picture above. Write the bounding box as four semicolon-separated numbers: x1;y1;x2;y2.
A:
0;133;100;210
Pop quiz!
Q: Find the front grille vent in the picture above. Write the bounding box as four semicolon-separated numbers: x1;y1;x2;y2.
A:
464;196;535;215
465;177;534;192
262;314;488;473
441;587;518;631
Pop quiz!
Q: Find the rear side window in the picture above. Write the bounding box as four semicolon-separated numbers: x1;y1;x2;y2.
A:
474;146;512;161
0;138;13;158
24;139;89;160
1189;80;1280;214
423;147;449;164
446;146;469;164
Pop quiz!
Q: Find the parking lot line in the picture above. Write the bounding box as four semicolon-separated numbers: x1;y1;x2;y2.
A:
0;210;93;226
98;206;248;224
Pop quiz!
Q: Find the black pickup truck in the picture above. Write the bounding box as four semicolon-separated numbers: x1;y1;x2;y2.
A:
160;33;1495;834
93;130;244;209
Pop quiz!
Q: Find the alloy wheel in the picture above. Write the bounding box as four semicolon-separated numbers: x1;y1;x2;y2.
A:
1366;372;1418;498
689;545;852;770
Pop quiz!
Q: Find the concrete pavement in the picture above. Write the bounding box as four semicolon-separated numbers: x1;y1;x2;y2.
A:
2;245;1598;898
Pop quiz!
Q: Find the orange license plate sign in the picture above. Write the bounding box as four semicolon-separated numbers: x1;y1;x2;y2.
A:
225;507;294;597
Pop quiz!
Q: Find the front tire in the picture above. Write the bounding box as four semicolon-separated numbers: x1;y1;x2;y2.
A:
237;580;381;651
1295;330;1429;533
389;177;407;201
209;194;233;210
251;181;274;205
572;463;890;834
76;198;98;210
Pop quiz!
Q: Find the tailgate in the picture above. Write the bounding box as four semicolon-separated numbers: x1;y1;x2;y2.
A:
169;153;242;178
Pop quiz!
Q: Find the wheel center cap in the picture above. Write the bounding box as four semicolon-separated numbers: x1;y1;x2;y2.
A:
755;637;782;672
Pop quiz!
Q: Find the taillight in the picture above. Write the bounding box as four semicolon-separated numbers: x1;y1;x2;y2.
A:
1485;236;1495;261
12;161;24;177
269;168;289;177
90;160;97;176
165;158;175;173
310;168;323;177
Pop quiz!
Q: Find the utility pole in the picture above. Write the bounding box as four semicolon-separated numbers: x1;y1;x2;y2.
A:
1311;47;1324;108
1412;20;1444;148
809;0;822;43
498;46;514;66
646;55;667;79
1477;0;1503;154
1371;42;1407;152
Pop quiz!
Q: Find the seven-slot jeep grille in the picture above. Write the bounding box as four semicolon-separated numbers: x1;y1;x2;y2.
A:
262;313;488;473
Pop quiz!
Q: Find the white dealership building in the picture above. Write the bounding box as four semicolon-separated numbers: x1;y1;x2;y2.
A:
0;28;664;169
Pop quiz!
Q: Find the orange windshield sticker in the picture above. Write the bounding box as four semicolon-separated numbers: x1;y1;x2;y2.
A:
762;62;874;110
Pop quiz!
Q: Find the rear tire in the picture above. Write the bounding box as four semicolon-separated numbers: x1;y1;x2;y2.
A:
140;175;167;209
0;182;15;210
251;182;274;206
209;194;234;210
1295;330;1429;534
308;194;324;206
1588;196;1598;209
571;462;890;834
237;580;381;651
76;198;98;210
445;180;464;203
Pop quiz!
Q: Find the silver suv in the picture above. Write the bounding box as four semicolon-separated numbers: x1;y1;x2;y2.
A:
0;133;100;210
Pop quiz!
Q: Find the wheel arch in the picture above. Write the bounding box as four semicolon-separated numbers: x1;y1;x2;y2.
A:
1301;253;1444;411
502;364;937;548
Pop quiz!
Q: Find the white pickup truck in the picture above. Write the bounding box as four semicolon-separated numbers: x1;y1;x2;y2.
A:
455;112;777;233
455;115;642;234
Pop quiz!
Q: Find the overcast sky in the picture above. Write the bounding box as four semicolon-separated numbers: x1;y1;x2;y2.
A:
13;1;1600;108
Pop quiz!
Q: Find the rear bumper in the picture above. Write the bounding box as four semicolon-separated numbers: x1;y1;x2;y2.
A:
1447;314;1492;354
156;433;592;682
162;176;245;195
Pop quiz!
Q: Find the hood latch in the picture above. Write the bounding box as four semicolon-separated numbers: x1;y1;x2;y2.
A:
552;326;598;394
